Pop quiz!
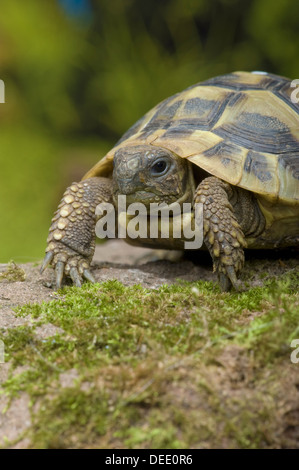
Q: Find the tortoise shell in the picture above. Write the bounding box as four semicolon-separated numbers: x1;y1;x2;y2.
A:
84;71;299;204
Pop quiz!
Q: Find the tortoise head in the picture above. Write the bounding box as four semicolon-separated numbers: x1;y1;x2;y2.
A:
112;145;194;208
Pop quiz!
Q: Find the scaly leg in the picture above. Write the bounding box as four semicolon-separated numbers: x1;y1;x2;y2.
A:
41;177;113;289
194;177;247;291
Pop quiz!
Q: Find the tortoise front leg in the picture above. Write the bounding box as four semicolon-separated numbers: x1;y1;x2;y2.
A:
194;176;247;291
41;176;113;289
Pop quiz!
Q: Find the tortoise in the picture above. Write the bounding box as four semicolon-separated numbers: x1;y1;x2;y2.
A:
41;71;299;291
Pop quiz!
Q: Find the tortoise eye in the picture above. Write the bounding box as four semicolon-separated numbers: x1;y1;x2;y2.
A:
151;159;168;175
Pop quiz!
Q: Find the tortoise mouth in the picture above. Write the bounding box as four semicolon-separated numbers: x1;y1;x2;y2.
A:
113;189;181;207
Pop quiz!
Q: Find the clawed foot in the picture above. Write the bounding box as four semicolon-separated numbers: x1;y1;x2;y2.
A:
212;234;247;292
40;177;113;289
195;177;248;292
218;266;246;292
40;241;95;290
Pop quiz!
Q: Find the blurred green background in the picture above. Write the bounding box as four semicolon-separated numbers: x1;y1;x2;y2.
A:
0;0;298;262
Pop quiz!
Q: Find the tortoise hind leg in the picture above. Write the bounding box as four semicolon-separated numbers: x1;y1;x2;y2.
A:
194;176;247;292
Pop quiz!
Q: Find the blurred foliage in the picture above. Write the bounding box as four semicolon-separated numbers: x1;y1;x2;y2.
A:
0;0;298;261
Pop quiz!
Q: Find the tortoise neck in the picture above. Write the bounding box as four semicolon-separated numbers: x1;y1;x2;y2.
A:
229;186;266;238
176;162;196;207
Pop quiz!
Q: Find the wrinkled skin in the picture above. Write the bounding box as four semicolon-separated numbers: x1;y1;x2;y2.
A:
41;145;266;291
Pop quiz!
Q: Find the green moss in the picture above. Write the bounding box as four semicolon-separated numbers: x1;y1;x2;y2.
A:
0;261;26;282
1;272;299;448
30;388;109;449
236;273;299;363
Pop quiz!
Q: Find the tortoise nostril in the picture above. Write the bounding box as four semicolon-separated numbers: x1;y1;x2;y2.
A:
114;155;142;180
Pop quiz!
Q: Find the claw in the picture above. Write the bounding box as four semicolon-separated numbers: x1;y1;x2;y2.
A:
83;269;96;284
219;272;231;292
226;265;238;289
40;252;54;274
226;266;245;292
70;267;82;287
55;261;65;289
